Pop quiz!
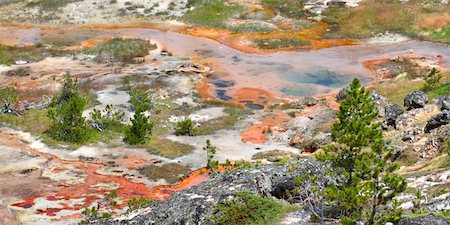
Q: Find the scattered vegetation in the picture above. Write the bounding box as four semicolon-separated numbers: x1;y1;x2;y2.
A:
262;0;308;19
0;86;18;105
183;0;244;28
323;0;450;42
146;138;194;159
140;163;191;184
316;79;407;224
26;0;83;10
0;45;47;66
254;37;310;49
206;191;294;225
228;23;273;34
82;38;156;63
0;109;50;134
89;104;125;131
127;197;155;211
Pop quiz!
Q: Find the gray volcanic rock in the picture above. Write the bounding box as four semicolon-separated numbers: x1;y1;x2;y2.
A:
336;87;347;102
385;103;404;126
91;159;333;225
399;214;449;225
434;92;450;111
425;110;450;133
404;90;428;110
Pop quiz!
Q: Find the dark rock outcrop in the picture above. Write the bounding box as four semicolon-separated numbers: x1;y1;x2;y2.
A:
91;159;334;225
425;110;450;133
434;92;450;111
404;90;428;110
399;214;449;225
336;87;347;102
385;103;404;127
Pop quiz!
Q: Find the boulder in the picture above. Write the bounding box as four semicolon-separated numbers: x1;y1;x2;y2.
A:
399;214;449;225
404;90;428;110
385;103;404;126
425;110;450;133
336;87;347;102
434;92;450;111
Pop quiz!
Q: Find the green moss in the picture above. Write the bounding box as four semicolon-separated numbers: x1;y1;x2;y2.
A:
206;191;296;225
146;139;194;159
140;163;191;184
183;0;244;28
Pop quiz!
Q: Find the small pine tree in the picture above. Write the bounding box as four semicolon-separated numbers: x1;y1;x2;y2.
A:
175;118;197;136
123;85;153;145
203;139;218;172
316;79;406;225
51;73;79;106
47;93;91;143
422;68;442;92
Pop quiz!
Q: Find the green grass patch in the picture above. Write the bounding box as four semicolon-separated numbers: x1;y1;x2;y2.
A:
194;107;249;135
323;0;418;38
262;0;309;19
428;83;450;100
428;27;450;43
206;191;296;225
0;0;23;6
145;138;194;159
26;0;82;10
228;23;273;33
140;163;191;184
0;45;47;66
81;38;157;63
427;183;450;199
0;109;50;135
372;79;424;106
253;37;310;49
183;0;244;28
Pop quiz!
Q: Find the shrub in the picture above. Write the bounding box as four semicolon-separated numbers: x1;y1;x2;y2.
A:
174;118;196;136
206;191;291;225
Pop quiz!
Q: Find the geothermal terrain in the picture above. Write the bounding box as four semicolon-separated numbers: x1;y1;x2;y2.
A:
0;0;449;224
